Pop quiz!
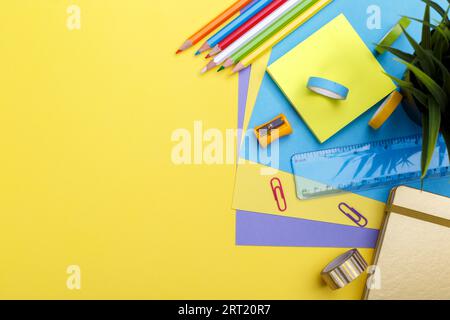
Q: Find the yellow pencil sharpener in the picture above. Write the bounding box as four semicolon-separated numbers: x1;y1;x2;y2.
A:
254;114;293;148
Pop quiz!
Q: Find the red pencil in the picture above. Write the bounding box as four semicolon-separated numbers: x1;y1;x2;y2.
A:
206;0;288;58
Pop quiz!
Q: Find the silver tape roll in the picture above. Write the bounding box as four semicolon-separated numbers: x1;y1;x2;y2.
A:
321;249;368;290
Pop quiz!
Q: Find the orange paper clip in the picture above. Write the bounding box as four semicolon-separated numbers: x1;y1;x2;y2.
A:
338;203;368;227
270;178;287;212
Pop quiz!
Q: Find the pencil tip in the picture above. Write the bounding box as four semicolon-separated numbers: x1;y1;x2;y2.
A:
205;53;211;59
217;66;225;72
201;67;207;74
195;51;201;56
176;49;182;55
232;63;245;73
208;46;221;57
201;61;217;73
223;59;233;68
197;42;211;55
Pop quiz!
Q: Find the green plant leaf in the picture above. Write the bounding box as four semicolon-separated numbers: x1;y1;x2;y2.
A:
384;73;414;88
405;16;449;46
432;22;450;43
405;16;439;29
401;26;436;75
402;87;430;107
404;71;427;111
422;1;432;49
433;34;446;60
375;45;415;62
384;73;430;106
405;14;449;33
421;99;442;179
431;20;450;60
427;50;450;94
422;0;449;24
395;58;447;111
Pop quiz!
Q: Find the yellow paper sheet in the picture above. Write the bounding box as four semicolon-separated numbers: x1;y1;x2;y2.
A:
241;51;272;144
0;0;371;299
233;161;385;229
267;15;396;142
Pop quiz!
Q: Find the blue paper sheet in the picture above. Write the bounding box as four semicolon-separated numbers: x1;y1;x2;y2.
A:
240;0;449;202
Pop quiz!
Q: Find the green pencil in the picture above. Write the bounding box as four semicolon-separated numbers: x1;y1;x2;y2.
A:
222;0;318;69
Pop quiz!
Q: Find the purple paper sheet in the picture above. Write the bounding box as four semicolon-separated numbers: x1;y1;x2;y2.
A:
235;66;379;248
236;211;379;248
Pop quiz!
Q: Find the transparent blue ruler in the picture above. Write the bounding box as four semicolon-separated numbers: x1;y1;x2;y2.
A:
292;135;450;200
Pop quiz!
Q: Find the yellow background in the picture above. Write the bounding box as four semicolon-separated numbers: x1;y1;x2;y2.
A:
0;1;371;299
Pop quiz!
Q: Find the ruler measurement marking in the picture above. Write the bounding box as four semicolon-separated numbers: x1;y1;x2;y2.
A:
292;134;449;199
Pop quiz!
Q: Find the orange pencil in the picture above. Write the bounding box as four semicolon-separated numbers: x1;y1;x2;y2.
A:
176;0;254;54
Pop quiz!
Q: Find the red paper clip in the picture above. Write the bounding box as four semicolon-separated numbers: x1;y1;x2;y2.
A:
338;203;368;228
270;178;287;212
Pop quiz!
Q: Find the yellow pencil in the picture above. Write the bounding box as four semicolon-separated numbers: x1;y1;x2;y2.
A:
232;0;333;73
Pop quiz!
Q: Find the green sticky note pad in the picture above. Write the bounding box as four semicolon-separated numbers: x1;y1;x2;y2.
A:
267;14;396;143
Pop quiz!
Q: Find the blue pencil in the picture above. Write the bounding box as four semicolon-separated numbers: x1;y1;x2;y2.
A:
196;0;274;55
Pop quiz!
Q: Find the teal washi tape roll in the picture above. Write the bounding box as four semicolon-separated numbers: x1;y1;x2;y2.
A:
307;77;349;100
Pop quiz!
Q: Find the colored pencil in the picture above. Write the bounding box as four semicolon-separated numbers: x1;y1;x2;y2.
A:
176;0;254;54
223;0;319;68
201;0;304;73
206;0;288;58
196;0;274;55
231;0;333;72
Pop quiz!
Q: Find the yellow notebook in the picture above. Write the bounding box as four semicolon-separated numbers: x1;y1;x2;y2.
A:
267;14;396;143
